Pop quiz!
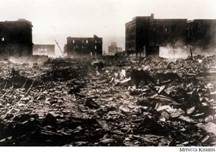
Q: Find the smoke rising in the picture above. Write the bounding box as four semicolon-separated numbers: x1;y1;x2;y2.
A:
159;42;216;59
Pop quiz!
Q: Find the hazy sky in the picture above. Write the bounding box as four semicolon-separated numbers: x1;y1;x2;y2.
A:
0;0;216;54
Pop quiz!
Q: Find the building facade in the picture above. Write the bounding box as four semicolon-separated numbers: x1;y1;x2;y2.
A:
0;19;33;58
64;35;102;56
33;44;55;57
126;14;216;56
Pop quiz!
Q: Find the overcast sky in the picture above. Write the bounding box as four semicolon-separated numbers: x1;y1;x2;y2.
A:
0;0;216;54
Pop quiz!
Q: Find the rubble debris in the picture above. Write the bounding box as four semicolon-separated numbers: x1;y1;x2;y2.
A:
0;55;215;146
130;69;155;87
85;98;100;109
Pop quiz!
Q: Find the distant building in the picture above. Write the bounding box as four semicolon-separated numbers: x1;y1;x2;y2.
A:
0;19;33;57
33;44;55;57
126;14;216;56
64;35;103;56
108;42;123;55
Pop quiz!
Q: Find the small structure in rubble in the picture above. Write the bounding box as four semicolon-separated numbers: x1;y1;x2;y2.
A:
64;35;103;57
33;44;55;57
126;14;216;56
108;42;123;55
0;19;33;58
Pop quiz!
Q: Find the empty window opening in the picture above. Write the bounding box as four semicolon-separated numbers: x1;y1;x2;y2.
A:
165;27;168;32
1;37;5;42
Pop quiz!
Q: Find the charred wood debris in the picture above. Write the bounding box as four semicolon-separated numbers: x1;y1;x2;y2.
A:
0;55;216;146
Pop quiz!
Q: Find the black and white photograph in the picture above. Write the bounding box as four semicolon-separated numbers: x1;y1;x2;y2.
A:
0;0;216;150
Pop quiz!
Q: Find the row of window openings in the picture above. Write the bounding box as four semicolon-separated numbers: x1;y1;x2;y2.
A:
72;40;98;44
73;45;98;49
1;37;5;42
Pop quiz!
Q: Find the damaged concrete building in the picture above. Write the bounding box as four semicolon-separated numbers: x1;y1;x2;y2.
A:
126;14;216;56
0;19;33;58
33;44;55;57
64;35;103;56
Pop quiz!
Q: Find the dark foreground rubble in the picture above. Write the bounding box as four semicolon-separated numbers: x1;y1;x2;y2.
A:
0;55;216;146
